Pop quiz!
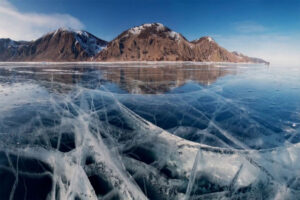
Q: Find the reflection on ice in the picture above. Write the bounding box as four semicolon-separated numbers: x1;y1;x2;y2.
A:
0;64;236;94
0;63;299;199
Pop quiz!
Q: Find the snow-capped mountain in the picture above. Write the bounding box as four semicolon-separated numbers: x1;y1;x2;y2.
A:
0;28;107;61
96;23;194;61
96;23;268;64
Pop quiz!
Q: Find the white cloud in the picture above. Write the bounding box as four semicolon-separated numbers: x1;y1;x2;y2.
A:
0;0;84;41
215;34;300;66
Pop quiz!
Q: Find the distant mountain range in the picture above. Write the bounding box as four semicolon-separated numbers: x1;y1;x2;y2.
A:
0;23;269;64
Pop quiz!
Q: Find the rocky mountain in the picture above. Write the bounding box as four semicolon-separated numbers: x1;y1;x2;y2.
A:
96;23;269;64
96;23;193;61
0;39;30;61
0;24;268;64
0;28;107;61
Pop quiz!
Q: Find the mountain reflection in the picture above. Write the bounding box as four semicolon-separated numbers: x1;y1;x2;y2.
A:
102;65;235;94
1;64;236;94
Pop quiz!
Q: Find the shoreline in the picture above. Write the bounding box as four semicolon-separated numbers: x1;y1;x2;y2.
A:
0;61;269;65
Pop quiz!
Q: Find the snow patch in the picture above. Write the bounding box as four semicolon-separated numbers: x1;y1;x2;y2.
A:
207;36;213;42
156;23;165;31
168;31;181;41
76;30;89;37
129;26;143;35
128;23;166;35
74;31;106;55
126;23;182;42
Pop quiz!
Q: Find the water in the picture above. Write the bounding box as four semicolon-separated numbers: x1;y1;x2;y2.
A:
0;63;299;199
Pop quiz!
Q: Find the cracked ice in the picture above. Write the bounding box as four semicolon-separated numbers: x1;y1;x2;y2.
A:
0;63;300;200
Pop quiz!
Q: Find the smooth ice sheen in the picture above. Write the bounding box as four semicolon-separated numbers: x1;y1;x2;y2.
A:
0;63;299;200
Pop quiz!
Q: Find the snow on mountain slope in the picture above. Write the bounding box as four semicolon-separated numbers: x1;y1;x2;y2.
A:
75;30;107;55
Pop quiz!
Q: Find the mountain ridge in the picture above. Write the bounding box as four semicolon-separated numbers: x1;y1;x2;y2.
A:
0;23;269;64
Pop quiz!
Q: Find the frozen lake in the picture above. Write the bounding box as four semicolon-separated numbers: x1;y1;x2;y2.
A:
0;63;299;199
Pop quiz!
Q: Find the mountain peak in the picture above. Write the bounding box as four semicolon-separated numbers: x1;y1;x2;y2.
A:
44;28;108;55
192;36;215;44
45;27;76;36
45;27;93;38
128;23;166;35
121;23;183;42
205;36;214;42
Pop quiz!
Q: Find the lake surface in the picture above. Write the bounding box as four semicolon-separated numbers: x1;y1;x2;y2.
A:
0;63;299;199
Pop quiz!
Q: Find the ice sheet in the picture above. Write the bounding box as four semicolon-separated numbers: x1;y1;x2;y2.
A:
0;63;299;200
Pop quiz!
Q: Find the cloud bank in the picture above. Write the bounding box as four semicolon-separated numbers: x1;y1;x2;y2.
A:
0;0;84;41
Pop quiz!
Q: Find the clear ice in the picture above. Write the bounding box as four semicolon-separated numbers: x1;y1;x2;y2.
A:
0;63;299;200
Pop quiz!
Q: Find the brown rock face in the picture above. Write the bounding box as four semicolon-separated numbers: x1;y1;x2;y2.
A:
191;37;241;62
96;23;268;64
0;28;107;62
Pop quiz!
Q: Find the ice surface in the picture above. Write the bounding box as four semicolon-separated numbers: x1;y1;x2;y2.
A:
0;63;299;199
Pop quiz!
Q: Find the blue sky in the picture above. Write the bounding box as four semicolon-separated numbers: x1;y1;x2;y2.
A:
1;0;300;65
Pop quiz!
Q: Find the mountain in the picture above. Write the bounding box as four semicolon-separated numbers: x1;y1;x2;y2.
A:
96;23;194;61
0;28;108;62
0;39;30;61
96;23;268;64
0;24;268;64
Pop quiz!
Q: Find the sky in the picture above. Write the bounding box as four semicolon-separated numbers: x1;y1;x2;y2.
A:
0;0;300;65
